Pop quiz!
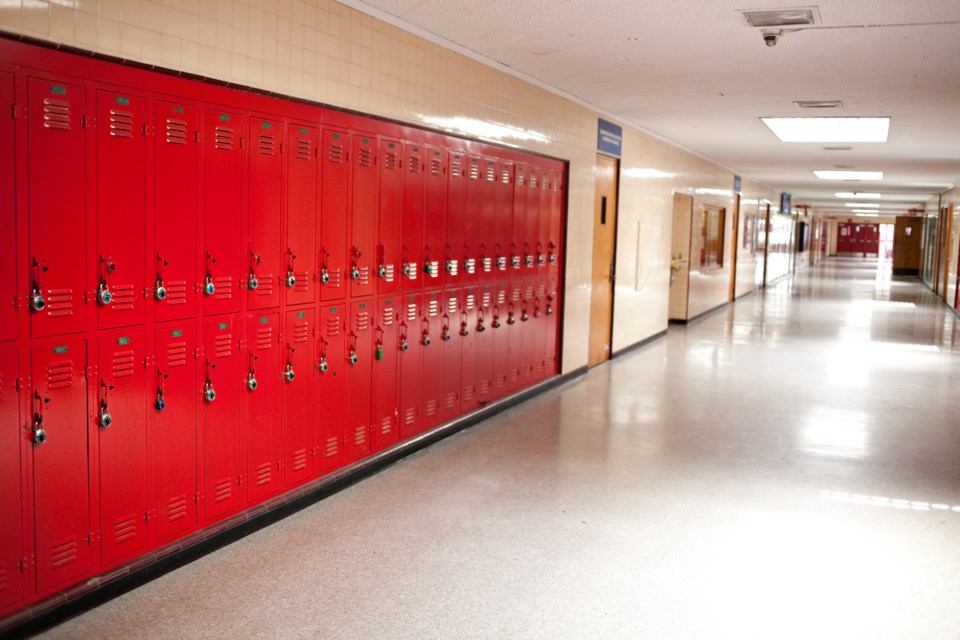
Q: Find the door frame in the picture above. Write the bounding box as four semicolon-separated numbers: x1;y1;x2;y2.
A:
588;153;620;367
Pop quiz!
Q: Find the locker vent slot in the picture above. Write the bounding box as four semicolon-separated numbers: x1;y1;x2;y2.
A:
46;289;74;317
482;292;492;306
482;257;492;273
517;174;525;187
110;283;136;311
554;176;561;191
165;280;188;306
256;327;273;351
353;426;366;446
255;463;272;486
214;126;234;151
354;311;370;332
382;264;395;282
463;386;474;404
325;317;341;338
214;334;232;358
445;392;456;410
497;291;507;304
166;342;187;368
109;110;135;138
530;174;538;189
328;143;344;164
43;98;72;131
47;361;74;390
427;300;439;317
357;146;373;167
384;151;398;171
113;514;137;544
381;308;394;326
501;169;511;185
292;449;308;471
50;536;78;569
166;496;188;522
447;298;457;314
543;178;550;191
404;407;415;426
293;320;309;343
469;161;481;180
465;294;476;310
426;260;439;278
213;478;232;503
296;138;311;160
479;380;490;395
537;284;547;297
450;156;463;178
405;262;418;280
406;304;417;322
508;370;519;384
512;289;521;302
323;436;339;459
258;133;276;156
380;417;391;435
408;156;421;174
165;118;188;145
525;285;534;300
425;399;438;417
357;266;370;286
254;275;274;297
486;165;496;182
112;350;136;378
326;267;342;289
494;375;504;390
214;276;233;300
430;158;442;176
293;272;309;292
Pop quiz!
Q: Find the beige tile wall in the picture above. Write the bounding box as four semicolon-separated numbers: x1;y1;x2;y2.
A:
0;0;778;371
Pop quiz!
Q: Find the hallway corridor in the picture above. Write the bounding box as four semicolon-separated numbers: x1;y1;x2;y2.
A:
39;259;960;640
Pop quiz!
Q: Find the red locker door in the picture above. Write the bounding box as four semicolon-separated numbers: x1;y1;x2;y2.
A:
154;101;200;322
350;134;377;298
201;316;241;521
439;288;461;422
537;167;552;273
377;140;402;295
244;313;281;504
284;124;318;306
492;282;510;399
445;150;467;287
545;273;560;376
202;109;243;316
97;332;149;565
345;300;373;461
0;347;24;611
474;285;495;406
31;339;90;592
509;280;525;390
510;163;527;275
153;324;198;543
524;166;541;273
420;290;443;430
371;296;399;451
246;116;283;310
460;286;479;412
319;129;349;301
422;147;446;287
519;279;535;386
283;308;315;487
475;157;497;283
397;294;422;439
401;144;425;292
531;278;548;382
548;169;563;272
96;90;147;329
494;160;514;277
317;304;346;472
27;78;88;338
461;154;484;284
0;74;17;342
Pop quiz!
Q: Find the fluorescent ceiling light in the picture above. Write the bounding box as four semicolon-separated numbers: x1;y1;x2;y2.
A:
762;117;890;142
742;7;817;27
695;188;734;196
814;170;884;181
794;100;843;109
625;168;676;179
844;203;880;208
836;192;881;199
854;212;879;217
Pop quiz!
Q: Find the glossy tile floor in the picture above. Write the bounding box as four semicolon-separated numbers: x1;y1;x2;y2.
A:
40;259;960;640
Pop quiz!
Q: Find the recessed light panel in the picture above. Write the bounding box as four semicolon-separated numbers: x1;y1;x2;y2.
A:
836;192;881;199
814;170;884;181
761;117;890;142
844;203;880;208
794;100;843;109
854;212;880;216
742;7;817;27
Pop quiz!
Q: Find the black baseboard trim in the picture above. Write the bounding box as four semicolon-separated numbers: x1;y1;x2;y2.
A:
2;368;582;639
668;301;730;326
612;329;668;358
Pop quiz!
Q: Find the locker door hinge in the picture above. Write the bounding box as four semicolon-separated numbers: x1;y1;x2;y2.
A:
195;131;200;143
83;115;94;129
238;474;245;486
86;531;98;545
85;365;97;381
239;136;244;149
194;347;202;359
144;510;151;523
194;491;202;503
17;557;28;572
279;142;283;154
14;377;24;393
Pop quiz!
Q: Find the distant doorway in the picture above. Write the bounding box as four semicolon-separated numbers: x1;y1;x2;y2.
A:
588;154;619;366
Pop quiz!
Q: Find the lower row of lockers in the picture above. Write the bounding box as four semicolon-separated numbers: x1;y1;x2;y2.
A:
0;276;560;614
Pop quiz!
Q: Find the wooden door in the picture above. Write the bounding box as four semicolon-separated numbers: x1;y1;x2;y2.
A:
728;195;740;301
588;155;618;366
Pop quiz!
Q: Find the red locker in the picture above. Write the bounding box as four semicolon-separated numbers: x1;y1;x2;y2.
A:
27;78;88;338
202;109;244;315
445;150;466;287
283;308;315;487
510;164;526;275
345;300;373;461
0;347;24;611
97;332;149;565
377;140;402;295
153;324;198;543
524;166;541;273
244;313;281;504
508;280;524;390
350;133;377;298
154;101;200;322
475;157;497;283
547;169;563;272
491;281;510;398
459;286;479;412
246;116;283;310
546;272;560;374
401;144;425;291
319;129;349;301
439;288;461;422
316;304;346;472
397;294;422;439
531;277;548;381
420;290;443;430
422;147;446;287
30;339;90;593
474;284;495;406
461;154;484;284
0;73;16;342
371;296;399;451
95;90;147;329
493;160;514;277
201;316;241;521
284;124;318;306
518;279;535;386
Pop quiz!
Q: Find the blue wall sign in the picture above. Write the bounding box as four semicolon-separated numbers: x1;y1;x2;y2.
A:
780;192;792;215
597;119;622;157
734;175;741;194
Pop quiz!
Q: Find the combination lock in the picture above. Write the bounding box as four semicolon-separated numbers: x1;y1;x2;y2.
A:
319;356;329;373
247;373;258;391
204;384;217;402
98;283;113;305
31;291;46;312
286;270;297;288
204;277;216;296
399;337;409;352
378;264;387;278
350;266;361;280
154;281;168;301
284;364;295;382
376;344;384;361
99;407;113;428
422;333;431;346
155;393;167;411
348;351;358;366
320;269;330;284
32;418;47;445
248;274;259;290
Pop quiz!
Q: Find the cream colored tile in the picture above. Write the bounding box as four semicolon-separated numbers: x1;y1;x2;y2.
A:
142;1;162;31
22;4;50;38
141;26;162;61
122;0;142;27
100;0;123;21
0;4;22;33
120;22;142;56
99;16;121;52
161;34;180;67
180;9;198;41
214;46;231;78
161;6;181;36
198;43;216;75
75;10;99;48
181;39;199;71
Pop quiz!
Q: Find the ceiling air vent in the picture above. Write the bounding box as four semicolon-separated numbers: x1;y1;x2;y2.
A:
741;7;819;28
794;100;843;109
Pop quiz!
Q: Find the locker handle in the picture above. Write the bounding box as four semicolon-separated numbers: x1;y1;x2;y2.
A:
460;321;469;337
507;313;516;326
421;331;431;347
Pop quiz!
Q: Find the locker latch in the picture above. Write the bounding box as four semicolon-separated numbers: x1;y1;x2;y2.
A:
546;295;554;316
533;299;542;319
155;254;168;301
204;253;217;295
537;242;546;266
548;242;557;264
284;363;295;383
464;258;476;274
156;390;166;411
476;310;486;333
248;251;261;290
492;310;501;329
507;308;516;325
97;281;114;305
459;321;469;337
32;413;47;445
350;247;361;280
97;256;116;305
445;259;458;276
421;324;431;346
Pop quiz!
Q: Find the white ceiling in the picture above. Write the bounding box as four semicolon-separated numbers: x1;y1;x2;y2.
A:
341;0;960;216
